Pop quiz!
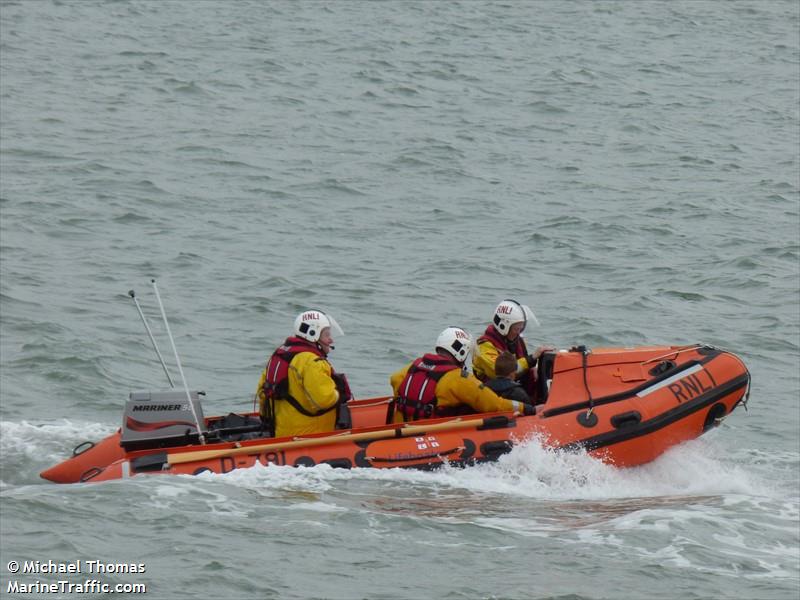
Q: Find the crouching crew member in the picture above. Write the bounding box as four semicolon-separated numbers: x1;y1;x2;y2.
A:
472;299;554;399
390;327;535;422
256;310;351;437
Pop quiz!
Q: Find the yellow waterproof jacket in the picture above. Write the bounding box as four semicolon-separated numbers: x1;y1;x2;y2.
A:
389;360;527;422
256;351;340;437
472;338;534;381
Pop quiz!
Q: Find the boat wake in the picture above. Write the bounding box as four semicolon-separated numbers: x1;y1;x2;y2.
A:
3;418;796;588
191;429;767;505
0;418;770;503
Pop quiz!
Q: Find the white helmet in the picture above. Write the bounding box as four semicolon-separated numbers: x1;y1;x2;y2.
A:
492;299;540;336
435;327;473;364
294;309;343;343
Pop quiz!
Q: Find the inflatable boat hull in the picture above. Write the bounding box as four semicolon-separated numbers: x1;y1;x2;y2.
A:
40;345;750;483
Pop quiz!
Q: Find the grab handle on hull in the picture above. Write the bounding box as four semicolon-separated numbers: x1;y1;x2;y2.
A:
73;441;95;457
611;411;642;429
79;467;103;482
480;440;514;459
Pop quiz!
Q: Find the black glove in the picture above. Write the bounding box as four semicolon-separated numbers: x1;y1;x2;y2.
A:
332;372;353;402
525;354;538;370
522;403;536;416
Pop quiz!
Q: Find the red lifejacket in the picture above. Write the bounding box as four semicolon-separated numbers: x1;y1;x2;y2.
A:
395;353;461;421
262;337;338;418
477;325;536;397
478;325;529;358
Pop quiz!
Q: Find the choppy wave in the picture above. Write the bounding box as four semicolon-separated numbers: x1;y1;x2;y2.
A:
2;0;798;598
4;419;796;597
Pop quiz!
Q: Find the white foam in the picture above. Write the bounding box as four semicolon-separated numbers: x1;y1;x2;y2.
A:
0;419;116;464
153;484;191;498
188;433;779;506
10;418;790;510
434;434;769;502
202;459;456;500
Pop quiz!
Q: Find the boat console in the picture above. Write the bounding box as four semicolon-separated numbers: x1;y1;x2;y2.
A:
536;350;557;404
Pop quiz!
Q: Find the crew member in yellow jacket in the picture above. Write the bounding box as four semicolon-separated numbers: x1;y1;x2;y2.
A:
256;310;351;437
390;327;536;422
472;299;554;399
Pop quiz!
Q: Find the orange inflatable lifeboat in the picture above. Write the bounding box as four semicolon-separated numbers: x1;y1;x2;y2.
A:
40;344;750;484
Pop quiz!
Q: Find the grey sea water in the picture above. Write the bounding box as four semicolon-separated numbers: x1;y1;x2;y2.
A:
1;1;798;598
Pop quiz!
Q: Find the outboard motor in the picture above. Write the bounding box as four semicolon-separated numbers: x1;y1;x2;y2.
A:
120;390;207;451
